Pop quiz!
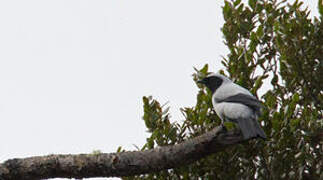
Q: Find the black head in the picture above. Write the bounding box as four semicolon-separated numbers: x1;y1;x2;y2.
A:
198;75;224;93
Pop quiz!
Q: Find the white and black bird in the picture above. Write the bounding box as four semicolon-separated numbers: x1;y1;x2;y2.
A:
198;73;267;140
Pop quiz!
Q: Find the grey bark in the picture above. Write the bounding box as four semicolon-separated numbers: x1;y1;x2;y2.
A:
0;126;243;180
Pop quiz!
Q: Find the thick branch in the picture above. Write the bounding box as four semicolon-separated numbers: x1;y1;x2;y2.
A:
0;126;243;180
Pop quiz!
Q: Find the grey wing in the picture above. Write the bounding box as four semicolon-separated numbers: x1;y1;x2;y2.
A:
216;93;263;114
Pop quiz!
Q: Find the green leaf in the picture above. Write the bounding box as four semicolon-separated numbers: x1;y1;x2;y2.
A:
248;0;256;9
200;64;209;74
223;1;232;20
234;0;242;7
272;112;281;131
292;93;300;102
251;75;268;94
224;122;237;130
256;24;264;38
116;146;123;153
319;0;323;16
147;137;155;149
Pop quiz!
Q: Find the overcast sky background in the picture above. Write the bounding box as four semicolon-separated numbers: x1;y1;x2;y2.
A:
0;1;319;180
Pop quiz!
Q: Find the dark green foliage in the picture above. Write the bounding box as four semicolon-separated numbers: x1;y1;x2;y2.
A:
123;0;323;179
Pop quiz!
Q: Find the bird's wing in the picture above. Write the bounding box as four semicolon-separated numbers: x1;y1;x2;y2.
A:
215;93;262;113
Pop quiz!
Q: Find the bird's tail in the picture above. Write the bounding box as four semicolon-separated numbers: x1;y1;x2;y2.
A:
238;116;267;140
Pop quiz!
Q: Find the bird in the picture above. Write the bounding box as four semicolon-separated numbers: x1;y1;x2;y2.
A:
198;73;267;140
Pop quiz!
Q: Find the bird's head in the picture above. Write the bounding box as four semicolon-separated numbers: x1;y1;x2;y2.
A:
197;73;231;93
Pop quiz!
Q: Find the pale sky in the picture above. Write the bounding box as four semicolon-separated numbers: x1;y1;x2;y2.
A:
0;1;319;180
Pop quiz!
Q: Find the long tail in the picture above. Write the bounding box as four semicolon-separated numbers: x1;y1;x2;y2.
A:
237;116;267;140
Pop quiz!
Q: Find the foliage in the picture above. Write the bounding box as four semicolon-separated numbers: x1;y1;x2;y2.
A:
123;0;323;179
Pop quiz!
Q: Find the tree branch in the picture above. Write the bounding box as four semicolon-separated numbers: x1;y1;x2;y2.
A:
0;126;243;180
